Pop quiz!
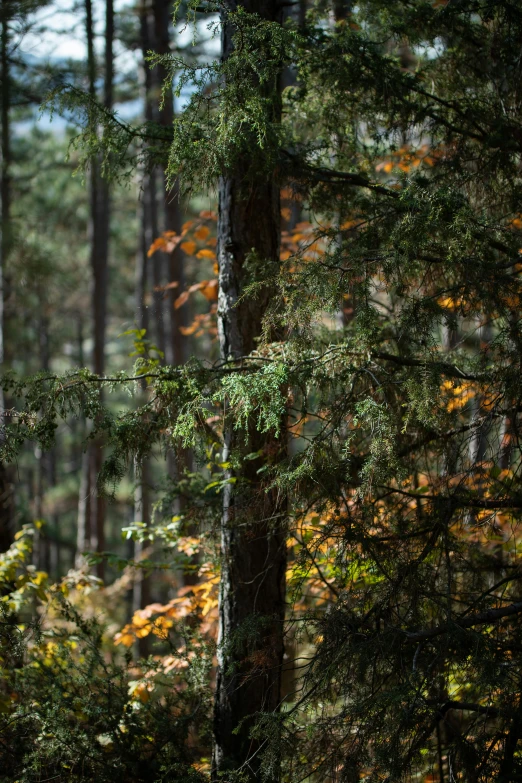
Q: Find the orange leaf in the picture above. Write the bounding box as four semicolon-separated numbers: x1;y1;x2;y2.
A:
194;225;210;241
154;281;179;292
114;630;135;647
174;291;190;309
196;248;216;261
189;281;207;293
201;279;218;301
147;237;166;257
199;210;217;220
181;241;197;255
180;323;198;336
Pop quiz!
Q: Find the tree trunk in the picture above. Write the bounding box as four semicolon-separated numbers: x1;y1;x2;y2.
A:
212;4;287;781
333;0;352;21
0;4;14;553
139;0;165;359
133;458;151;658
152;0;187;369
83;0;113;580
132;126;153;657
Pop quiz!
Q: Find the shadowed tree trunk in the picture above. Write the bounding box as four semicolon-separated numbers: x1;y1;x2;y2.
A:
0;4;14;553
140;0;168;360
152;0;187;370
80;0;113;579
132;458;151;658
132;123;153;657
212;3;287;781
333;0;352;21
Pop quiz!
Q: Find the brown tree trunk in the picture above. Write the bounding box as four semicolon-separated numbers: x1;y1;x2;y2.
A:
132;130;153;657
152;0;187;370
140;0;167;360
333;0;352;21
212;4;287;781
133;458;151;658
0;4;14;553
82;0;113;580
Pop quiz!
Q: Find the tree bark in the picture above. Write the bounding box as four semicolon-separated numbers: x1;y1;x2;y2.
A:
82;0;113;579
0;3;14;553
133;458;151;658
133;119;153;657
212;3;287;781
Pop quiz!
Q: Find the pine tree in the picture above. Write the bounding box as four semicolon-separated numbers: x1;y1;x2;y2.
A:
211;2;287;780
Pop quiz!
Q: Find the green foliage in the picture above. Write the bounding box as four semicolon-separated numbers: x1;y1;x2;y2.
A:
0;534;211;783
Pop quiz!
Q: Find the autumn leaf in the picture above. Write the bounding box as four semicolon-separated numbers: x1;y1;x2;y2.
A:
153;281;179;292
174;290;190;309
181;241;197;256
194;225;210;241
201;279;218;301
147;237;167;257
196;248;216;261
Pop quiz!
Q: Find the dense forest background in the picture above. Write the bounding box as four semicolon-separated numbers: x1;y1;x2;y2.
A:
1;1;522;781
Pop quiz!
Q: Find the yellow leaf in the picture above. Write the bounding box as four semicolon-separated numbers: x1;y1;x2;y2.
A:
131;611;150;627
114;631;135;647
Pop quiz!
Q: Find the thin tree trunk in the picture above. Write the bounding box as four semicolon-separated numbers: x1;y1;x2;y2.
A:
132;144;152;657
152;0;187;369
0;5;13;553
212;4;287;780
76;317;91;567
140;0;166;359
333;0;352;21
83;0;112;580
133;458;151;658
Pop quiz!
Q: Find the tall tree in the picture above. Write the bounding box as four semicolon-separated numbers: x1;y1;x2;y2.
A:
79;0;114;577
152;0;187;370
212;3;287;780
0;1;14;553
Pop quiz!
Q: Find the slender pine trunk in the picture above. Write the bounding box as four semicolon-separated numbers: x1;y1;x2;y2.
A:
132;98;153;655
152;0;187;369
81;0;113;580
212;4;287;780
0;4;13;553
